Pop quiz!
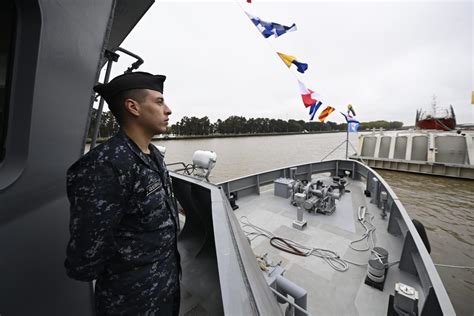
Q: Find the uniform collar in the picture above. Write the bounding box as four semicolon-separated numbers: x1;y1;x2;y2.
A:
117;130;162;172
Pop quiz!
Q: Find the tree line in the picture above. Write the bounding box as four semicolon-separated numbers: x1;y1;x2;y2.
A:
167;116;403;136
87;109;119;140
88;110;403;139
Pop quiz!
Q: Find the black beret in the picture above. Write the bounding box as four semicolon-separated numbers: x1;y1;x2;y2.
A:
93;71;166;105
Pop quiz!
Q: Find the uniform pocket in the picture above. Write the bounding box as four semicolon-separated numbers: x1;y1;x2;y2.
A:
138;188;170;228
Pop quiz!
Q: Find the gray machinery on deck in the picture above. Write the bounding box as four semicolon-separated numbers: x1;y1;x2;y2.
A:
290;177;348;215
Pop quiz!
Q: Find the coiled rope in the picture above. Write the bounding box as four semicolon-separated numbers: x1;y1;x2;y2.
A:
350;206;376;251
240;216;349;272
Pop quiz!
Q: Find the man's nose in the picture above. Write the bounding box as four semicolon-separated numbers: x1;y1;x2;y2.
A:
165;104;172;115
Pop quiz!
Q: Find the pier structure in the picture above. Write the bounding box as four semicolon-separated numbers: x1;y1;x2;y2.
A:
352;130;474;179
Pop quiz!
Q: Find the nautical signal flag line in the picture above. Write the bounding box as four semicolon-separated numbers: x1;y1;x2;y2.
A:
240;1;360;126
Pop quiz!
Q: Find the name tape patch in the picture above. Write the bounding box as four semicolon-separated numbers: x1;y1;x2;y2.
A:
146;181;162;196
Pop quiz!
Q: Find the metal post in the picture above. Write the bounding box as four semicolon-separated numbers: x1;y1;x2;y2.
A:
90;50;119;149
345;126;349;159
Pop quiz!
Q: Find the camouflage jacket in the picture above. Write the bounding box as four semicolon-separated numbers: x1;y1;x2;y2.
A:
65;130;180;315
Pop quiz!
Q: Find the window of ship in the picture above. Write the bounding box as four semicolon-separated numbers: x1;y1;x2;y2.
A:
0;1;16;162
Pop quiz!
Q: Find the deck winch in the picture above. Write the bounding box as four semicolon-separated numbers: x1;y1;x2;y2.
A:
289;177;347;215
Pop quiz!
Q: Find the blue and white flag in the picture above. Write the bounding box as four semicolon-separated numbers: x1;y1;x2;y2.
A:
341;112;360;133
348;122;360;133
245;12;297;38
309;101;322;120
340;112;359;124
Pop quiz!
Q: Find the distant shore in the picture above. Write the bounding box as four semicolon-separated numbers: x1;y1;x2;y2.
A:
86;130;351;144
151;130;343;141
86;129;414;144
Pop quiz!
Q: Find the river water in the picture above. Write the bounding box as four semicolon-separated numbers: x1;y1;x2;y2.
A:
154;132;473;315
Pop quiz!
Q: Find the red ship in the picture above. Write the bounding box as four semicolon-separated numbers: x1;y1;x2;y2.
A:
415;97;456;131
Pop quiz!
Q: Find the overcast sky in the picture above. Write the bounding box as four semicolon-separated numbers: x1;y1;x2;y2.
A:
104;0;473;126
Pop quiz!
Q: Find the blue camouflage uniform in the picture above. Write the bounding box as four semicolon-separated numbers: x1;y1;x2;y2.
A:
65;130;180;315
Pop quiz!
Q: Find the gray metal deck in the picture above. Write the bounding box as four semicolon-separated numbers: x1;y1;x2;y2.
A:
216;159;454;315
234;177;422;315
169;160;454;315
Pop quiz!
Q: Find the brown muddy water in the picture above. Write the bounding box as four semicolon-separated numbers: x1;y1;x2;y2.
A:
377;170;473;316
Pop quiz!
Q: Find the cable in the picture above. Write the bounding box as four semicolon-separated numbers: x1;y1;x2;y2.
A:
434;264;474;270
240;216;349;272
240;215;401;273
349;206;376;252
270;237;307;256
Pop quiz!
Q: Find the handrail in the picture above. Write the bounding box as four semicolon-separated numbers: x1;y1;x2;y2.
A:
89;47;145;150
90;50;119;149
167;161;193;175
115;47;144;73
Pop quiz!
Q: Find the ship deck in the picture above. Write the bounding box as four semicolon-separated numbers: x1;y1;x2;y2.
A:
233;175;424;315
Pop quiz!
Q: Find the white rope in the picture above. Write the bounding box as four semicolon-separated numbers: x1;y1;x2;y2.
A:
239;215;404;273
349;207;376;252
435;264;474;270
240;216;349;272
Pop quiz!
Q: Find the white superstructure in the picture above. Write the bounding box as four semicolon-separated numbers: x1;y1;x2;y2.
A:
352;130;474;179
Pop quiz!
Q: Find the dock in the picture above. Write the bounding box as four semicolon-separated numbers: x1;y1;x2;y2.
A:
351;130;474;179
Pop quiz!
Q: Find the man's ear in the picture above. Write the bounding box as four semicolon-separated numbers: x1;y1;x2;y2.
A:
124;98;140;117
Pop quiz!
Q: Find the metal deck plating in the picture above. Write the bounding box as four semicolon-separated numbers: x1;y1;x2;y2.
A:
234;176;419;315
169;159;454;315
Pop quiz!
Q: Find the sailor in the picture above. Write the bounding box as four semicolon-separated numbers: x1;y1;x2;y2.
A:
65;72;180;315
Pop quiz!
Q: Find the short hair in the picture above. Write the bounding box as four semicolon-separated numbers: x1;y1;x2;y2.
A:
108;89;149;124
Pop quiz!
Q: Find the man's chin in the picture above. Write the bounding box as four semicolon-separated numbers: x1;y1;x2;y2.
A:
154;127;167;135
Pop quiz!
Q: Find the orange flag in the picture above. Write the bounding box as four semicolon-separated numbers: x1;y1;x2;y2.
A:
318;106;335;122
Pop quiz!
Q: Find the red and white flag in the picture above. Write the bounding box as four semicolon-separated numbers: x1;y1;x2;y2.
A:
298;80;321;108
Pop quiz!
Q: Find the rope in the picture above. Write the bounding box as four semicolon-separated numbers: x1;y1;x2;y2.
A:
435;264;474;270
270;237;307;256
239;215;404;273
240;216;349;272
349;206;376;252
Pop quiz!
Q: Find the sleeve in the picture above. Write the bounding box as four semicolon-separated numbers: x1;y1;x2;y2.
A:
157;150;180;232
64;160;126;281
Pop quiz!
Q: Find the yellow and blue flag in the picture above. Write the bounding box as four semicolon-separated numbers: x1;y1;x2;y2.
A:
277;52;308;74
